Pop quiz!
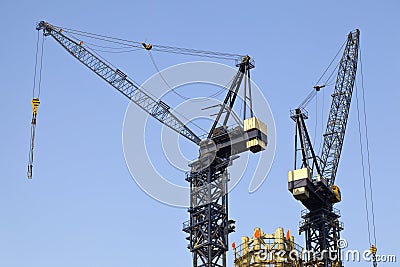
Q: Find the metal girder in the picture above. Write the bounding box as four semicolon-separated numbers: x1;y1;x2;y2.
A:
183;56;255;267
320;30;360;186
183;158;233;267
292;108;321;177
36;21;201;145
207;56;254;139
300;208;344;267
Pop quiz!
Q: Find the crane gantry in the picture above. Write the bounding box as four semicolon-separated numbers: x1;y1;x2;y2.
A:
32;21;268;267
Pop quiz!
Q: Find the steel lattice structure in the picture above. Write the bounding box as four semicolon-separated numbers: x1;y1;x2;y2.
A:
183;158;231;267
37;21;267;267
289;30;360;267
320;30;360;186
37;21;201;145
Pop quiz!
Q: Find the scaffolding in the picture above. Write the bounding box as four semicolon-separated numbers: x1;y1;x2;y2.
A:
233;227;304;267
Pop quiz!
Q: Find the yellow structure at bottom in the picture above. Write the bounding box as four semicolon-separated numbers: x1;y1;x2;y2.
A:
233;227;302;267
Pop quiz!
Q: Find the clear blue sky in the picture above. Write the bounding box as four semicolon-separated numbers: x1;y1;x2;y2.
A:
1;1;399;266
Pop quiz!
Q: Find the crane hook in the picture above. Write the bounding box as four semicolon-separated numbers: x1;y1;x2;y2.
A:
28;98;40;179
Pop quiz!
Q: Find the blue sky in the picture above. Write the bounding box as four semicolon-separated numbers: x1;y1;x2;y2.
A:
1;1;399;266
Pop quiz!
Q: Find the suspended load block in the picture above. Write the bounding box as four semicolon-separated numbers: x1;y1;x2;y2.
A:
288;168;312;200
244;117;267;153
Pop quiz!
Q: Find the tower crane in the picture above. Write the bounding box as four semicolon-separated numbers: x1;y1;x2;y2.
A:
33;21;268;267
288;30;361;267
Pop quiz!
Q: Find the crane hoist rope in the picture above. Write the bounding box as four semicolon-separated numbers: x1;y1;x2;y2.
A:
27;31;45;179
314;40;346;87
298;40;347;111
51;24;244;60
359;48;378;248
356;83;378;267
354;47;378;267
147;50;231;103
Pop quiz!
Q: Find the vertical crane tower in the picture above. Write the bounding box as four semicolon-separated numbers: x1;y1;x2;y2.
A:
183;58;268;267
288;30;360;267
34;21;268;267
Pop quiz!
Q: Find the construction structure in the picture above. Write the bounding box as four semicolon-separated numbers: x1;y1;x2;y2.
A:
288;30;359;267
233;29;378;267
233;227;303;267
32;21;268;267
30;22;378;267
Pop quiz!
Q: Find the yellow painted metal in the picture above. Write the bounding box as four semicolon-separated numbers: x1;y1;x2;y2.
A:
330;185;342;202
32;98;40;115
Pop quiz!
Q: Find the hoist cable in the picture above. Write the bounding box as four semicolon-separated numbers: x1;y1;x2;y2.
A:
28;32;44;179
65;30;143;49
56;25;242;60
247;68;253;118
355;82;372;246
317;87;325;156
32;31;40;98
152;43;243;58
66;30;228;104
300;40;345;109
314;40;346;86
323;61;340;86
147;51;239;134
81;41;136;50
313;92;318;149
147;50;234;101
147;51;208;134
38;34;45;98
65;31;204;137
148;51;190;100
298;89;317;109
53;25;143;45
359;48;378;246
64;31;133;70
89;46;141;54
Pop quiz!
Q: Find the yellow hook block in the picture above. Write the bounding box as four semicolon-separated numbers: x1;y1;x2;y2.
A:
32;98;40;115
370;245;377;255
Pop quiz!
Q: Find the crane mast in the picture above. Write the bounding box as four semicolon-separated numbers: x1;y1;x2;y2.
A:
288;30;360;267
183;57;261;267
